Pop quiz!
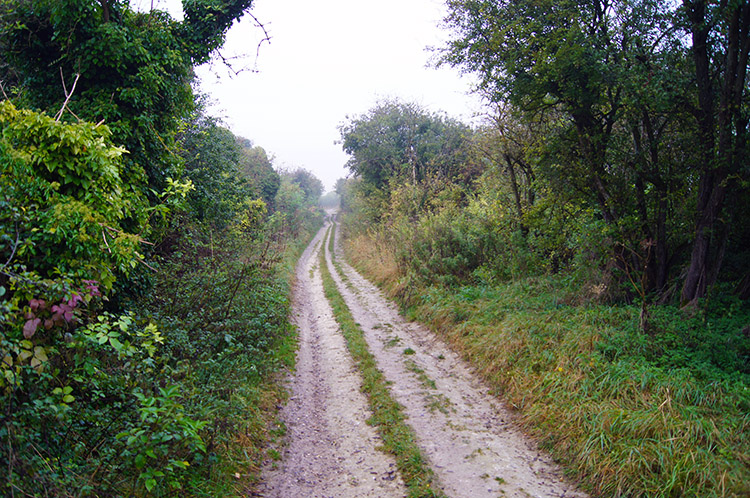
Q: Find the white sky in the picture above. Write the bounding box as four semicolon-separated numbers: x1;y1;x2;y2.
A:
152;0;483;192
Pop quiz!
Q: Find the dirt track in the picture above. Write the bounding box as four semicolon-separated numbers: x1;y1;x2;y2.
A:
258;215;588;498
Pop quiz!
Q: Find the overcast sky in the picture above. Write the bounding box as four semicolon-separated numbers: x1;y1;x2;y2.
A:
154;0;483;192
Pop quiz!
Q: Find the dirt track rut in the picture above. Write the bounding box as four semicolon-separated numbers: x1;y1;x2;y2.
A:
258;216;588;498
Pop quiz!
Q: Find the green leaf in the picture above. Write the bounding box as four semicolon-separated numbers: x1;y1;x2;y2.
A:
109;337;123;350
145;478;156;491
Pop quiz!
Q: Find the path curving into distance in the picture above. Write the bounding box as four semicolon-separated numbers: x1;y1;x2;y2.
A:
258;214;588;498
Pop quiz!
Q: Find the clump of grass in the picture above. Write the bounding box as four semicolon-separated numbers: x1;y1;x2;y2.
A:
345;230;750;498
402;359;450;414
319;228;444;498
386;335;402;348
346;231;403;292
404;359;437;390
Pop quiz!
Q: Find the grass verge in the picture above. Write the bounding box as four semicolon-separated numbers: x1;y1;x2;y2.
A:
344;230;750;498
318;225;445;498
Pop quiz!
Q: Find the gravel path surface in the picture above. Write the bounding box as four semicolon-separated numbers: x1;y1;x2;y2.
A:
258;215;588;498
258;224;406;498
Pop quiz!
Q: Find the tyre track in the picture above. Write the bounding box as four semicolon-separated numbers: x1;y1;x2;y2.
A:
324;216;589;498
258;221;406;497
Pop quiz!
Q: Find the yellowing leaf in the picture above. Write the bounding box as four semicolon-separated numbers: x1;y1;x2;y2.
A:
33;346;48;363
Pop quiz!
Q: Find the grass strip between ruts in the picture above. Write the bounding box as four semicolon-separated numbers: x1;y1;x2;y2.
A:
318;225;445;498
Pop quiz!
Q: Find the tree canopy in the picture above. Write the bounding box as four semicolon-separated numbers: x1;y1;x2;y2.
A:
340;99;474;189
440;0;749;303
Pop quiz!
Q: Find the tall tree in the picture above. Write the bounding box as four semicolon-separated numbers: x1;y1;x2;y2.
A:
441;0;750;300
442;0;632;222
289;167;324;204
340;99;473;190
680;0;750;304
177;110;253;228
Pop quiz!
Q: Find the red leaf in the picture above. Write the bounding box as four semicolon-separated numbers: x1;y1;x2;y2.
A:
30;299;47;312
23;318;41;339
68;293;83;308
83;280;101;297
52;303;75;323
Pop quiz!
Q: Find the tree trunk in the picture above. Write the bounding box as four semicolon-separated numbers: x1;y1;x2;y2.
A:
655;193;669;290
99;0;111;22
504;153;525;224
681;0;750;305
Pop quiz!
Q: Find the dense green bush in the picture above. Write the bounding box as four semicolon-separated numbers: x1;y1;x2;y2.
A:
598;292;750;379
0;102;198;495
1;99;323;496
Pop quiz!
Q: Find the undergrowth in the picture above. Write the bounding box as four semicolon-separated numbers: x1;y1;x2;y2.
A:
134;215;318;495
344;229;750;498
318;225;444;498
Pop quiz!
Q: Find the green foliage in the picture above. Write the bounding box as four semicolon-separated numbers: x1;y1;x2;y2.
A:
339;99;475;194
0;101;144;289
599;291;750;378
0;103;199;495
133;194;320;495
180;0;256;63
272;169;325;239
0;0;260;194
177;110;255;229
0;0;323;493
236;137;281;209
439;0;749;301
289;167;324;203
1;1;188;192
0;95;324;495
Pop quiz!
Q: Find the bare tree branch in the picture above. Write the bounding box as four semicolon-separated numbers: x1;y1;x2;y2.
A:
206;12;272;78
55;69;81;122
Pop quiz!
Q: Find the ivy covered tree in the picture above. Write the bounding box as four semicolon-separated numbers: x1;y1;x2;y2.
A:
0;0;257;196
